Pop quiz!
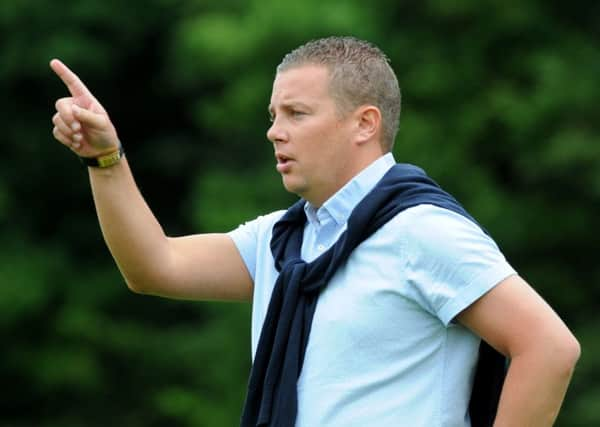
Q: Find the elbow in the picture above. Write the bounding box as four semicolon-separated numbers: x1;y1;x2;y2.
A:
125;277;148;294
122;271;164;295
120;243;178;296
116;259;175;295
550;333;581;378
513;331;581;378
123;275;149;294
563;334;581;369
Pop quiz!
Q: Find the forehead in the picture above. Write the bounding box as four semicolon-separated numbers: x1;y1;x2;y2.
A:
269;64;332;108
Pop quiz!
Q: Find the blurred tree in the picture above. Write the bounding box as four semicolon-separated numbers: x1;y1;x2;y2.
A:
0;0;598;425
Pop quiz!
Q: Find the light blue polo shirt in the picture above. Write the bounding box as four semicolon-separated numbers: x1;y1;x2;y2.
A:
229;153;516;427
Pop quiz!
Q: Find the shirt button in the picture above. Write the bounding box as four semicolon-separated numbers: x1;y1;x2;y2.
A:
317;244;326;252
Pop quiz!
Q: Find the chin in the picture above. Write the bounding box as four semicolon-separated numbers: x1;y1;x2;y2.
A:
281;176;308;198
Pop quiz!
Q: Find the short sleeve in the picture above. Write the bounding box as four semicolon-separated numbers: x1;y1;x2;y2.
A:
399;205;517;325
228;210;286;281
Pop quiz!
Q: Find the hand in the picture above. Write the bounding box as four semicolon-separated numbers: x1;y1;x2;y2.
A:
50;59;120;158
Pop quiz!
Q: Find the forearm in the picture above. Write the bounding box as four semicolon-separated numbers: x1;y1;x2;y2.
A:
49;60;248;298
493;348;579;426
88;156;173;291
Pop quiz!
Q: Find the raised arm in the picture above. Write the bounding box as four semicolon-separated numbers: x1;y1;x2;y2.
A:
50;59;253;301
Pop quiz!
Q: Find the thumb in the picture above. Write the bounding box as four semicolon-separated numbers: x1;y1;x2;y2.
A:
72;104;108;131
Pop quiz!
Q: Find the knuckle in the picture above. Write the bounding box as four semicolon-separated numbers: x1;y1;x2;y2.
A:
52;112;62;125
53;116;70;134
55;97;71;112
53;129;64;143
52;127;64;141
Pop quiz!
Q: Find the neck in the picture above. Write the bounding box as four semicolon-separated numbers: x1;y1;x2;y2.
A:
304;150;387;208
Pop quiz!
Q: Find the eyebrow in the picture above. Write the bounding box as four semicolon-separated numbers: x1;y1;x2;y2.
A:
268;101;312;115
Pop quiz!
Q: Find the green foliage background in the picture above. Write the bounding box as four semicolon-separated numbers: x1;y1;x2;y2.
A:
1;0;598;425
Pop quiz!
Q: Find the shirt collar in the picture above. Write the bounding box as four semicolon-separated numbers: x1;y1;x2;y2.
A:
304;153;396;226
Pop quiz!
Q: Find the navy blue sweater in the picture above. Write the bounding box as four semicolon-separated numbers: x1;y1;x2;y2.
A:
241;163;505;427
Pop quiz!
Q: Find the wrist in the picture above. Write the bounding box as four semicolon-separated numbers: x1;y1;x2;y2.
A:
80;145;124;168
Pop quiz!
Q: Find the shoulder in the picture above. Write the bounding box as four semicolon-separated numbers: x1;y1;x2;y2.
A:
383;204;515;324
228;209;287;251
227;209;287;280
380;204;497;250
230;210;287;235
396;204;508;271
387;203;499;255
365;203;506;280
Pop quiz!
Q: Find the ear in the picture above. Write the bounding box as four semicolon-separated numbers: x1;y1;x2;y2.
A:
353;105;382;146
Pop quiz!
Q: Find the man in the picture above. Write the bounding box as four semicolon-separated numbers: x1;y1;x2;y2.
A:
51;36;579;426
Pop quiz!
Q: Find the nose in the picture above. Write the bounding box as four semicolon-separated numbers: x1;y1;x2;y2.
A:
267;117;287;144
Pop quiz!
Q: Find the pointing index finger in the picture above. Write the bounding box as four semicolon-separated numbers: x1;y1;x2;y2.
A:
50;58;92;98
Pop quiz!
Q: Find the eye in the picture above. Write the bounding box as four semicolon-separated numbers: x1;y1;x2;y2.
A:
292;110;306;119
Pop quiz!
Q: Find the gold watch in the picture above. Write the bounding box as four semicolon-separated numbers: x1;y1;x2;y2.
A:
80;146;124;168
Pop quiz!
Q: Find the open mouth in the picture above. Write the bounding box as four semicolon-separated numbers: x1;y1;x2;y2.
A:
275;153;294;172
276;153;293;165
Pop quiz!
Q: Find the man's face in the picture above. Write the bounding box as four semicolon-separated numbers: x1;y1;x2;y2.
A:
267;64;355;206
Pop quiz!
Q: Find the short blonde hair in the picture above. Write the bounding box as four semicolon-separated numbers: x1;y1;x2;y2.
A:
278;36;401;151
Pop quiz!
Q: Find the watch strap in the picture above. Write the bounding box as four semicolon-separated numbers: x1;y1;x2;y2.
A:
80;146;124;168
